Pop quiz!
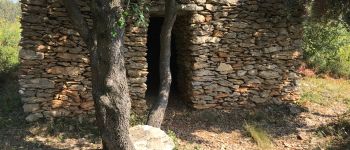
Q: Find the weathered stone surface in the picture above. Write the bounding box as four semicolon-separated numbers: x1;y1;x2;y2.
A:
22;78;55;89
193;62;209;70
23;104;40;112
248;69;258;76
195;70;215;76
191;14;206;23
216;63;233;72
20;49;44;60
193;104;217;109
52;100;64;108
251;95;267;103
80;101;94;110
259;71;280;79
192;36;220;44
68;84;85;91
129;125;175;150
22;97;48;103
43;109;71;117
217;0;239;5
216;86;231;93
264;46;282;53
56;53;89;63
231;22;249;28
237;70;247;77
195;0;206;4
178;4;204;11
47;66;83;76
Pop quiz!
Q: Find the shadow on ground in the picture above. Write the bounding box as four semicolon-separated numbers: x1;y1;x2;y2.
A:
161;93;310;148
0;110;101;150
315;112;350;150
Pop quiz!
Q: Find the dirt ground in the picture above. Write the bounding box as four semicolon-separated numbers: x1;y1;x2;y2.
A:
1;77;350;150
161;99;350;150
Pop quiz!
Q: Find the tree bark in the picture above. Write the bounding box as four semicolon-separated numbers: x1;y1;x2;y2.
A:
147;0;177;128
63;0;134;149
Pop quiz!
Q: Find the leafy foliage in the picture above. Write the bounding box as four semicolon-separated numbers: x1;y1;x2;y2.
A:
310;0;350;25
303;0;350;77
112;0;149;37
303;21;350;77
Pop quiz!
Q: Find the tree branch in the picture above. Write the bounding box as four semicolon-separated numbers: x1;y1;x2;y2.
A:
147;0;177;128
63;0;94;49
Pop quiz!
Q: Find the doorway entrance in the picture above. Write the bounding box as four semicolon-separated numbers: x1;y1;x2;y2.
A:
145;17;179;102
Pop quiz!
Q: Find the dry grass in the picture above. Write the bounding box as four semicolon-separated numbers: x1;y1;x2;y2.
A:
299;77;350;107
244;122;274;150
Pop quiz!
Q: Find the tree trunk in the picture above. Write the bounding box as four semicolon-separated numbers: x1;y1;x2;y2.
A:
147;0;177;128
63;0;135;149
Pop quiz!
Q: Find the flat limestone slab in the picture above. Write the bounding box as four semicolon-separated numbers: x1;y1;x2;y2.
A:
129;125;175;150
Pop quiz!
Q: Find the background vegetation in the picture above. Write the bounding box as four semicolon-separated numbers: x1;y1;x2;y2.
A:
303;20;350;78
0;0;20;74
303;1;350;78
0;0;21;113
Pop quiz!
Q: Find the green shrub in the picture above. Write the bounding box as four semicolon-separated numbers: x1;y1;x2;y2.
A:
336;45;350;77
0;19;20;73
303;21;350;77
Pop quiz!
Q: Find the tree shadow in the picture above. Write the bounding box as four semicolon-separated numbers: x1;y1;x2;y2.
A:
0;110;102;149
0;65;21;113
314;112;350;150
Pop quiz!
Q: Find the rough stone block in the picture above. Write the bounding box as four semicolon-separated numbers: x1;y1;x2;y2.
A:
130;125;175;150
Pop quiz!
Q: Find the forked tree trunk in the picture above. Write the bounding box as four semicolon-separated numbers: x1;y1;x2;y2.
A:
63;0;135;149
147;0;177;128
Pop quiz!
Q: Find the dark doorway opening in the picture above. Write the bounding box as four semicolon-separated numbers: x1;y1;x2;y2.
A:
145;17;178;103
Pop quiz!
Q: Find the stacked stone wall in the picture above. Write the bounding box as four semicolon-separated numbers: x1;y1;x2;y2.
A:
19;0;304;121
181;0;304;108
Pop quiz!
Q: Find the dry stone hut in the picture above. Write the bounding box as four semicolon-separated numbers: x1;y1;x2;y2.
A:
19;0;304;121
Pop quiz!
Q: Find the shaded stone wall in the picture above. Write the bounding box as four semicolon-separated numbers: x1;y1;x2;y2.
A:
19;0;304;121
